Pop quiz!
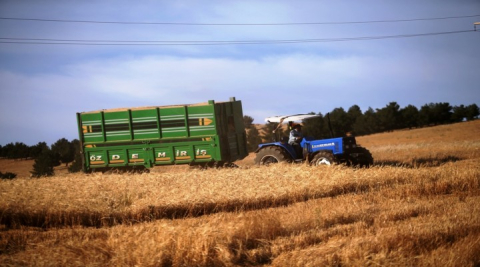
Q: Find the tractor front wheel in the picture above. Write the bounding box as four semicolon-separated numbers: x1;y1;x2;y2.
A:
254;146;291;165
310;151;335;166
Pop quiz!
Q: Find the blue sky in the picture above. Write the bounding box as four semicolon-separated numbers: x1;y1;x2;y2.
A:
1;0;479;146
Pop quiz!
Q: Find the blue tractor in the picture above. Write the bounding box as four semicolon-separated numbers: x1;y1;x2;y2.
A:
254;114;373;166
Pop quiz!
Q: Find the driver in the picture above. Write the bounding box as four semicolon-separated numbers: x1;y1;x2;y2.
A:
288;124;303;157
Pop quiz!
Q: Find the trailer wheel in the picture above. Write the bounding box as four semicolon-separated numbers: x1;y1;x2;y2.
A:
254;146;291;165
310;151;335;166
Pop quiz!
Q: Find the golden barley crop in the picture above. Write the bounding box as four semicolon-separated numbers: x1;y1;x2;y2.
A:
0;120;479;266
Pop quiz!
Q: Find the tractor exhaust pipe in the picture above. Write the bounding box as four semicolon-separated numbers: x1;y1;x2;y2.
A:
326;113;334;138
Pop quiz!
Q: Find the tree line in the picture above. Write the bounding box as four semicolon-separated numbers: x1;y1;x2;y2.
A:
0;138;83;178
244;102;479;152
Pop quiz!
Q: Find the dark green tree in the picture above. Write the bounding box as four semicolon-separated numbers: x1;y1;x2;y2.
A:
242;115;262;152
3;142;30;159
246;125;262;152
17;142;30;159
347;105;363;135
243;115;254;128
68;139;83;173
51;138;75;167
302;112;328;139
1;143;12;158
452;105;467;122
418;103;433;126
353;107;379;135
465;104;479;120
400;105;419;129
31;149;59;177
29;142;49;159
419;102;452;126
328;108;351;136
431;102;452;125
376;102;401;132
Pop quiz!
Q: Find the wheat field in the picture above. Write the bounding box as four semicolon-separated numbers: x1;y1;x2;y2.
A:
1;121;479;266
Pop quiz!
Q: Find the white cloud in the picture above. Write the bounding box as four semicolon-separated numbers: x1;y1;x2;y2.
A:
62;54;369;100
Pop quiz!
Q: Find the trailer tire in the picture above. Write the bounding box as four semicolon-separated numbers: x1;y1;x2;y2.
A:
254;146;291;165
310;151;335;166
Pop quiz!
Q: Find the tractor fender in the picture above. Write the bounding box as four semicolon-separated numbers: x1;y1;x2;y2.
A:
255;143;296;159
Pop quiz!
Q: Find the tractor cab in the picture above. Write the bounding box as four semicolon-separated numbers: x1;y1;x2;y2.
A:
265;114;321;143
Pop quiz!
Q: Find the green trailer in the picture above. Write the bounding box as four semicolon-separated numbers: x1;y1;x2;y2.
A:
76;97;248;172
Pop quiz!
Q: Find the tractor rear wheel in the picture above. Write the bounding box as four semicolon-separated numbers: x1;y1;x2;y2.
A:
254;146;291;165
310;151;335;166
350;147;374;167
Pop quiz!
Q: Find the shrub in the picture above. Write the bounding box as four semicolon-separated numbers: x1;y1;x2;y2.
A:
0;172;16;179
31;150;59;177
68;153;84;173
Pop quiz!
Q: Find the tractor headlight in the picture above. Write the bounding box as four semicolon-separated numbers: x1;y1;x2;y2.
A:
345;144;357;149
